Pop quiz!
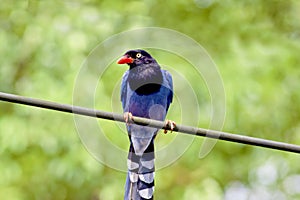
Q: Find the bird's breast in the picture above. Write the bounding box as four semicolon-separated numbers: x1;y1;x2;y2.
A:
127;87;168;121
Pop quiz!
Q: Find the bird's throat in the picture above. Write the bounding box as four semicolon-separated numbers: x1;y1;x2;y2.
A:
128;65;163;95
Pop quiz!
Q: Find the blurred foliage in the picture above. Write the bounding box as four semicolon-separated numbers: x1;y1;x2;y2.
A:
1;0;300;199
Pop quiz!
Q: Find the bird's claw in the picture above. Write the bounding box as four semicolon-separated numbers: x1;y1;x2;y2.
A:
164;120;176;134
124;112;134;124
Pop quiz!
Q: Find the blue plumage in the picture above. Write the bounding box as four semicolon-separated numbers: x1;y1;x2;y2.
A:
118;49;173;200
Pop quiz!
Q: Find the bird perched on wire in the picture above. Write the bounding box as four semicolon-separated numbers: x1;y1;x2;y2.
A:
117;49;176;200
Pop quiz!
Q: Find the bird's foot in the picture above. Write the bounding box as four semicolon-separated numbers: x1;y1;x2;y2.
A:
164;120;176;134
124;112;134;124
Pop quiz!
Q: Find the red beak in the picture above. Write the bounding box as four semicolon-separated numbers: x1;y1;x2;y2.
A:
117;55;134;64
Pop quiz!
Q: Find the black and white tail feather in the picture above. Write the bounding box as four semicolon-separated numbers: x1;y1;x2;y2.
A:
124;126;157;200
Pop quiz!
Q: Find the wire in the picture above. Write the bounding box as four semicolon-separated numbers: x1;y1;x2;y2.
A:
1;91;300;154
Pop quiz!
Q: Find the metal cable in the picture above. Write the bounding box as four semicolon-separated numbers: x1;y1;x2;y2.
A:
1;91;300;154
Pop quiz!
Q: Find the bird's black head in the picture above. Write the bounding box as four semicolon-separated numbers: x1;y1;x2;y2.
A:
117;49;156;68
117;49;163;95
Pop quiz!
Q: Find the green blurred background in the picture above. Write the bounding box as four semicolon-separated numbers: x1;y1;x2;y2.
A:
1;0;300;199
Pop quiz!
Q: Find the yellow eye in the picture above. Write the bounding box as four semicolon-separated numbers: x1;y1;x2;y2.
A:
136;53;142;58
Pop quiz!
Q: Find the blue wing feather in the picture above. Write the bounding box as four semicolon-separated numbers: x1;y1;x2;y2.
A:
121;71;129;112
162;69;173;112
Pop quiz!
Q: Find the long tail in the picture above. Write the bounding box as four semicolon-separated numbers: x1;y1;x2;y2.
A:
124;138;155;200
